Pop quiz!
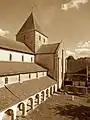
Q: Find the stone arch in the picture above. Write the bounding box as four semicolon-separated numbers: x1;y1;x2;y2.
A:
34;94;39;107
27;97;33;112
16;102;25;118
2;109;14;120
41;91;44;102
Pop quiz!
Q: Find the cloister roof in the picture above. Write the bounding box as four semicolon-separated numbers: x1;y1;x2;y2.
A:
0;76;56;112
0;87;20;112
0;61;47;76
7;76;57;101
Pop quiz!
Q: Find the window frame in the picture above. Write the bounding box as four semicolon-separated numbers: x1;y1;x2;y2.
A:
39;35;41;41
31;57;33;62
5;77;8;84
43;38;45;43
29;73;31;79
22;55;24;62
9;54;12;61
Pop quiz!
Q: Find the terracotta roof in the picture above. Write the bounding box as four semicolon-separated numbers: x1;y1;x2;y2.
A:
0;36;34;54
0;87;20;112
0;76;56;112
0;61;47;76
7;76;57;101
16;12;47;37
37;43;60;54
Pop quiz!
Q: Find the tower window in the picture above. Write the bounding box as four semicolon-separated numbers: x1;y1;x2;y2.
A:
5;77;8;84
10;54;12;61
24;35;28;41
43;38;45;43
39;36;41;41
22;55;24;62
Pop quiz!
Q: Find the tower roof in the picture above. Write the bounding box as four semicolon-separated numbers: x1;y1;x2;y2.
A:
17;12;48;37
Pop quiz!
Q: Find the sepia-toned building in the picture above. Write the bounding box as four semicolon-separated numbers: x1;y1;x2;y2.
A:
0;12;65;120
65;56;90;87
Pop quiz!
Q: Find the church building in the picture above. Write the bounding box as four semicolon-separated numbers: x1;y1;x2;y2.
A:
0;12;65;120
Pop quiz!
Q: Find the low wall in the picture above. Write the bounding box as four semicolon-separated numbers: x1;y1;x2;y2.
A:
64;85;87;95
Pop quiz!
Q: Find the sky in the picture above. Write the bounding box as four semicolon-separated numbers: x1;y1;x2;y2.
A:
0;0;90;58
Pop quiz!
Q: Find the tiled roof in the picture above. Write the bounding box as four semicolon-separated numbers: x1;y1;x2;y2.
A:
37;43;60;54
7;76;57;101
0;87;20;112
0;76;56;111
0;61;47;76
16;12;47;37
0;36;34;54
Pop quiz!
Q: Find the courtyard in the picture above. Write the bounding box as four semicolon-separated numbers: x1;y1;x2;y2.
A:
18;91;90;120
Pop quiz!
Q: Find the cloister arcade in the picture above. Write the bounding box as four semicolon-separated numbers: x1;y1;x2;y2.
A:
1;84;57;120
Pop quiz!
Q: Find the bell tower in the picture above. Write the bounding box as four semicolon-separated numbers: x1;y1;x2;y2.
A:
16;12;48;53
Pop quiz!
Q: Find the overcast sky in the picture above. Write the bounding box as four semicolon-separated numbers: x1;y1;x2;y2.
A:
0;0;90;57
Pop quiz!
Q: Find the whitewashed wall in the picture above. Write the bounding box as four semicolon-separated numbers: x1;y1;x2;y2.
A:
0;49;34;62
43;72;47;76
24;54;34;63
7;75;19;84
0;71;47;88
31;73;36;79
0;75;19;88
38;72;44;78
20;74;29;82
35;31;48;52
0;77;4;88
3;75;19;85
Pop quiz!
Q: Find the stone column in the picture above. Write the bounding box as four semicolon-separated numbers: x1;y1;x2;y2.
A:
55;84;57;92
38;93;41;104
31;97;35;110
13;107;17;120
0;112;4;120
43;90;46;101
48;88;50;97
23;101;27;116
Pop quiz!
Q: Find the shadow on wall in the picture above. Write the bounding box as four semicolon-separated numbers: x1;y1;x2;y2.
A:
53;104;90;120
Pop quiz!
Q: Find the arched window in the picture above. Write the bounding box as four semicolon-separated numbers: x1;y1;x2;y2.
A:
5;77;8;84
31;57;33;62
36;72;38;78
39;36;41;41
29;74;31;79
22;55;24;62
9;54;12;61
43;38;45;43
